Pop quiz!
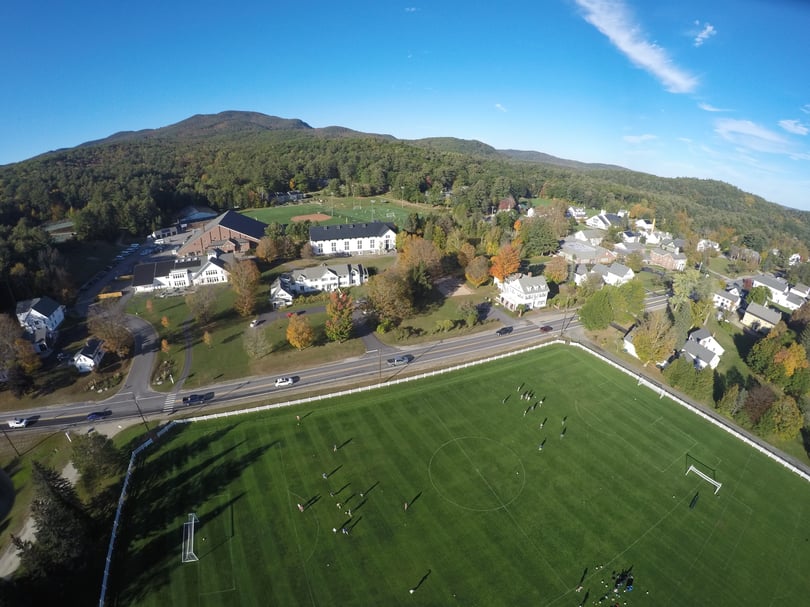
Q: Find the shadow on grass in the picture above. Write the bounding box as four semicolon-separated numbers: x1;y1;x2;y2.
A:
110;428;275;605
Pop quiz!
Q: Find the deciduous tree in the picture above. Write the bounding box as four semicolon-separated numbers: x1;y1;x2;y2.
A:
631;311;677;366
228;259;261;317
367;270;414;323
465;256;490;287
457;242;476;268
286;314;314;350
757;396;803;440
243;327;271;358
185;287;218;325
489;243;521;282
543;255;568;284
325;290;354;342
398;235;441;278
578;289;614;330
87;302;134;358
747;285;770;306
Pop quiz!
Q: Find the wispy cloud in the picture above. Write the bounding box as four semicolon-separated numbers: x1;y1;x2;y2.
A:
715;119;791;154
693;22;716;47
404;7;418;13
494;103;508;113
698;102;730;112
623;134;657;144
779;119;809;136
574;0;698;93
801;104;810;115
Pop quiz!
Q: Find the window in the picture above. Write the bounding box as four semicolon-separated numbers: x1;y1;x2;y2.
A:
343;240;350;251
331;242;337;253
369;239;375;249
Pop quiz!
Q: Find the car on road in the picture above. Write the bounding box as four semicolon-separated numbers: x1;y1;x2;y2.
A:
275;377;294;387
386;355;413;367
182;394;204;405
8;418;31;428
495;326;513;336
540;325;554;333
86;411;110;422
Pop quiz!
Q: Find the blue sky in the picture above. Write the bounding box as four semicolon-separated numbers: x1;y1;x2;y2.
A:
2;1;809;210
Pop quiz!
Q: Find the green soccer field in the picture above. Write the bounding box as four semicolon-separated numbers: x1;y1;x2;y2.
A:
112;345;810;606
241;197;415;227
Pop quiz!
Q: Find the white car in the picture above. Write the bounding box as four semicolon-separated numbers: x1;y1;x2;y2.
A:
274;377;294;387
8;418;30;428
249;318;259;328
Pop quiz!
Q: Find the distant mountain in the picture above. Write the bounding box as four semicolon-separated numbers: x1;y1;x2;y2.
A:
82;111;314;146
497;149;627;171
408;137;501;157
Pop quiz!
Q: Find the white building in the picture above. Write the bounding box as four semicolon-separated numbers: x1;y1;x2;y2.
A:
16;296;65;335
497;273;549;311
131;252;232;293
585;212;624;230
309;222;397;256
281;263;368;295
73;339;105;373
681;328;724;370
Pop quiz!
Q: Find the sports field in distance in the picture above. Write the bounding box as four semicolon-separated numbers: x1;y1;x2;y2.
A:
241;197;416;228
111;345;810;606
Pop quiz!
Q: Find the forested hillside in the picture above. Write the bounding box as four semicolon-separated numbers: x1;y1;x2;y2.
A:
1;110;809;297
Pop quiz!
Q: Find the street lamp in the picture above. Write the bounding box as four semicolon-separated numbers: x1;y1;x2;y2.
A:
133;395;151;434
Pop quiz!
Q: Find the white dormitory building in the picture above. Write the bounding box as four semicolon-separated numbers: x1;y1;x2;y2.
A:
269;263;369;308
681;328;725;371
131;251;233;293
496;273;549;311
309;222;397;256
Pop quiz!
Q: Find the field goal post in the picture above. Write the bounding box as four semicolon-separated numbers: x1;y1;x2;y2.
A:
181;513;200;562
685;454;722;495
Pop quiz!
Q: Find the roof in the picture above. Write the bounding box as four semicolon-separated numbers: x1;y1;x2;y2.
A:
682;340;717;365
745;302;782;325
504;273;549;293
309;222;396;241
132;260;176;287
204;210;267;241
78;338;104;358
16;296;62;317
609;262;632;277
752;274;789;293
688;328;712;342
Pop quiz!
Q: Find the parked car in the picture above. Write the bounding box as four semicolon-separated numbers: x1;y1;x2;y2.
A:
275;377;294;387
386;355;413;367
249;318;259;328
496;326;513;336
8;418;30;428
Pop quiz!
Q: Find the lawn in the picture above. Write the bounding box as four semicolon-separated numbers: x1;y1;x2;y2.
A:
110;345;810;606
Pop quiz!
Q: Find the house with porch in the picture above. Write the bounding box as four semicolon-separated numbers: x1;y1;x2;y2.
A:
497;273;549;311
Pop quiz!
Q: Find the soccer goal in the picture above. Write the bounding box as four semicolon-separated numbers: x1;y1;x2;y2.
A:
181;513;200;562
685;460;722;495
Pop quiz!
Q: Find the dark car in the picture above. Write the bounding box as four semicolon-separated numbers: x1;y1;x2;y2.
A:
182;394;204;405
386;355;413;367
496;326;513;336
540;325;554;333
86;411;111;422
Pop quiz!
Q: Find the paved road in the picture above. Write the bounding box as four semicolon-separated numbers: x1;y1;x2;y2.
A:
1;293;663;436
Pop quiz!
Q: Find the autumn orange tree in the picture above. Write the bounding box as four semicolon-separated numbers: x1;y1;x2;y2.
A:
287;314;315;350
398;235;441;278
489;243;521;282
325;290;354;342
